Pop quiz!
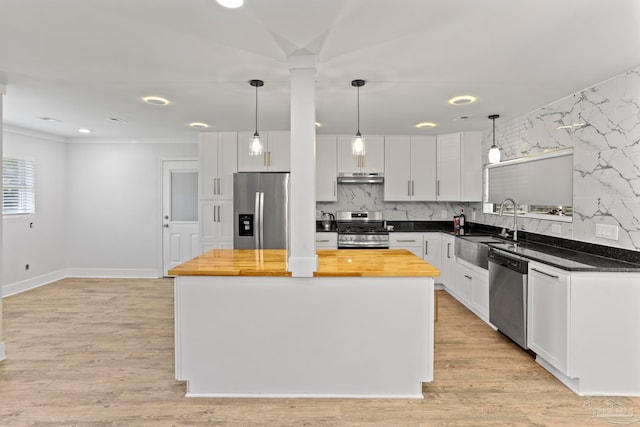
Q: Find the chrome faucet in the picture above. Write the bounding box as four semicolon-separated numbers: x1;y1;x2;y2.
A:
499;198;518;241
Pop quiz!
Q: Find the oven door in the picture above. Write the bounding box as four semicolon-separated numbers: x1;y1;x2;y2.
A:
337;233;389;249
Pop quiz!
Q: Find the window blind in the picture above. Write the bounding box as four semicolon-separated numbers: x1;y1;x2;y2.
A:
3;157;35;215
486;149;573;206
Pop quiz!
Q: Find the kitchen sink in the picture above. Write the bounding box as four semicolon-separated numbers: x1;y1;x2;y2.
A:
455;235;506;269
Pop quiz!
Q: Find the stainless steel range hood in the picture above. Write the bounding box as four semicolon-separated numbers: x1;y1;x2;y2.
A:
337;172;384;184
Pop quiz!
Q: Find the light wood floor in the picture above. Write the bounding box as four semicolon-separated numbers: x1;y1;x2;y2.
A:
1;278;638;426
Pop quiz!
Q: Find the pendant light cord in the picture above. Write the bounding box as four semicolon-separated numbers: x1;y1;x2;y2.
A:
356;85;360;135
255;83;258;135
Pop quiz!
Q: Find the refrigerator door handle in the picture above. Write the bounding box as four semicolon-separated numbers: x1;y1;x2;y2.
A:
259;192;265;249
254;192;261;248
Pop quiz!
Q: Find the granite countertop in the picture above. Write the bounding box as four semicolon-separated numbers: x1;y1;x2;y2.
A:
486;240;640;272
168;249;440;277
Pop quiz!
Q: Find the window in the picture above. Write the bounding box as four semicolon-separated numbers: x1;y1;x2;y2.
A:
483;148;573;222
3;157;35;216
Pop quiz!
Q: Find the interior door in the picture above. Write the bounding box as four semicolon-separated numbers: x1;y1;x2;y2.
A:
162;160;199;276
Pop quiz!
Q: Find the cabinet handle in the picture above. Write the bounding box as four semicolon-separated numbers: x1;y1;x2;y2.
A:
217;205;221;222
362;155;365;169
408;180;411;196
437;180;440;196
263;152;267;167
411;180;415;196
217;178;221;195
316;239;330;243
397;239;416;243
425;241;428;255
213;205;217;222
334;182;337;196
268;151;271;166
531;268;559;279
447;242;451;258
464;274;472;280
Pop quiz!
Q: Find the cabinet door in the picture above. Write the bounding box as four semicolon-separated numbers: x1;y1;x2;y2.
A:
440;235;456;289
217;131;238;198
455;263;472;303
468;263;489;319
410;136;437;201
461;131;482;201
200;200;233;245
361;135;385;173
423;233;442;270
199;132;219;198
266;131;290;172
238;131;268;172
316;135;337;201
384;135;412;201
436;133;461;200
528;262;570;374
218;200;234;244
337;135;361;173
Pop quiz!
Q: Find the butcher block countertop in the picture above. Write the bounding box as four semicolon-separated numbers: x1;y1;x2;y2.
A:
168;249;440;278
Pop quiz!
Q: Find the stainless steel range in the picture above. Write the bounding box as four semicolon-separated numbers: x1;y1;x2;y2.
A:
336;211;389;249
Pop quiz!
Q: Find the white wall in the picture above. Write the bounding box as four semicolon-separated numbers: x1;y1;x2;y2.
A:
2;132;197;295
65;141;197;275
2;128;68;293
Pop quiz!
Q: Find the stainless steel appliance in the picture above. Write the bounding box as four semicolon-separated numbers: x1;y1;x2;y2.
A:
336;211;389;249
233;172;289;249
488;247;529;349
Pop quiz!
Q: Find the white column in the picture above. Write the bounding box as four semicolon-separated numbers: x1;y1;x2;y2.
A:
287;50;317;277
0;83;6;362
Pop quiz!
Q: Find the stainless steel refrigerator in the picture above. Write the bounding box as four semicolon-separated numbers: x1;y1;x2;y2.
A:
233;172;290;249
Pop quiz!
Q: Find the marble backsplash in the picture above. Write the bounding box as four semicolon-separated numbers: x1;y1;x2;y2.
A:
317;65;639;252
316;184;471;222
476;66;640;251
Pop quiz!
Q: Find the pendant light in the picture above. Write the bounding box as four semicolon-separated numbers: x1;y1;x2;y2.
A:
351;79;366;156
249;79;264;157
488;114;501;164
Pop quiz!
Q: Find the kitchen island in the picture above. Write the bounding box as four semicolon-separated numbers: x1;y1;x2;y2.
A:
169;249;439;398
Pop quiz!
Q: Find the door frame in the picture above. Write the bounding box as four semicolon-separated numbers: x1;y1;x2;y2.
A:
157;157;199;277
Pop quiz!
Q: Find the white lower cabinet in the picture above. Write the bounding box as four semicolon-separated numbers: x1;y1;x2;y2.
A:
389;233;424;258
423;233;442;272
440;234;456;290
455;259;489;321
315;232;337;249
527;262;570;375
200;200;234;253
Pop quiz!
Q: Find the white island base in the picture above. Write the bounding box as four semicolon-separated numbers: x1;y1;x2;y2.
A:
174;275;434;398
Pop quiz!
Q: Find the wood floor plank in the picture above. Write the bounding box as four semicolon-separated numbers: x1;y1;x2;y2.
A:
1;278;638;426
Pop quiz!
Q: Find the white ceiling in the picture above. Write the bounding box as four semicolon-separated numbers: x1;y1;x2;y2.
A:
1;0;639;141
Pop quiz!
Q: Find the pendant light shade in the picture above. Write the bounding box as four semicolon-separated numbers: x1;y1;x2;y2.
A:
351;79;366;156
249;79;264;157
488;114;501;164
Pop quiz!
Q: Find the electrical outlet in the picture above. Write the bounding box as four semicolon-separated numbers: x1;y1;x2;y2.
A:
441;210;448;219
595;223;619;240
551;224;562;234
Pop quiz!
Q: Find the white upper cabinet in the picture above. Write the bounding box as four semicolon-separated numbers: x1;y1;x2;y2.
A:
460;131;482;201
238;131;290;172
436;131;482;201
337;135;384;173
199;131;237;199
316;135;338;201
436;133;462;201
384;135;436;201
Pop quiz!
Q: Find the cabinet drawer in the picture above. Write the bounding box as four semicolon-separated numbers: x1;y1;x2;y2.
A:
315;232;337;248
390;233;423;246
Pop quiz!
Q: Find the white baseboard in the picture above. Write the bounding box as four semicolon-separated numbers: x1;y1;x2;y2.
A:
2;268;160;298
65;268;159;279
2;269;68;297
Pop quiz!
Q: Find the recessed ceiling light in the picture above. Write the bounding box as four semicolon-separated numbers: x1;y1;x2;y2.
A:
455;115;472;121
78;128;93;134
448;95;477;105
39;117;62;122
189;122;209;129
143;96;170;105
216;0;243;8
416;122;437;128
107;117;128;124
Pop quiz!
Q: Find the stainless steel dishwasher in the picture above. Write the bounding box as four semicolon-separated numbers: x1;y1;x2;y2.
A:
488;247;529;349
